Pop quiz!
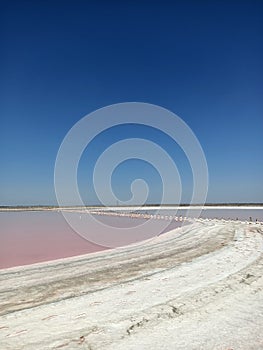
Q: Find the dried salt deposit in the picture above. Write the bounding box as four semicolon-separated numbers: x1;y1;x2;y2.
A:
0;216;263;349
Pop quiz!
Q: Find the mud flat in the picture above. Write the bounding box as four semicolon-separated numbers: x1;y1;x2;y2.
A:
0;219;263;349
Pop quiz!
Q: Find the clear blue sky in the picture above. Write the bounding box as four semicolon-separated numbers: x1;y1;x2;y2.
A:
1;0;262;205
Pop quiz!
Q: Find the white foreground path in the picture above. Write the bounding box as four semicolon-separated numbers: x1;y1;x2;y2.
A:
0;220;263;350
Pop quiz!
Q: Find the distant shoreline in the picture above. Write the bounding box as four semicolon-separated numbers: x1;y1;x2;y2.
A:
0;203;263;212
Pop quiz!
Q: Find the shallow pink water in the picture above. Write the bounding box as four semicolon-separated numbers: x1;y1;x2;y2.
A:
0;211;107;269
0;211;182;269
1;209;261;269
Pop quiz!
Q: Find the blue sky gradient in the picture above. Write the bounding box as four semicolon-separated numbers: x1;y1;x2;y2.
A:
1;1;262;205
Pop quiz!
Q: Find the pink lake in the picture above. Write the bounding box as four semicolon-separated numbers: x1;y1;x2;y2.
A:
0;211;106;269
0;211;182;269
2;208;261;269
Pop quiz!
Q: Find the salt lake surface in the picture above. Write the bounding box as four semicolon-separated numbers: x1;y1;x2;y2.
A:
145;207;263;221
0;210;182;269
0;207;262;269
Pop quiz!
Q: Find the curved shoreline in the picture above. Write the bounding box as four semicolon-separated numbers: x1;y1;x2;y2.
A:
1;207;262;271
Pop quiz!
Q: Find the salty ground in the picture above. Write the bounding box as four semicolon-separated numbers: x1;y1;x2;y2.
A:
0;210;263;349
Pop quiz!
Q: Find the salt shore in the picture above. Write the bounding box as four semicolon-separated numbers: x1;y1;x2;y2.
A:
0;218;263;349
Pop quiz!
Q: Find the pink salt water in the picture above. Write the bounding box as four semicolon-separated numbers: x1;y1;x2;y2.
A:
0;211;182;269
0;211;105;269
2;208;261;269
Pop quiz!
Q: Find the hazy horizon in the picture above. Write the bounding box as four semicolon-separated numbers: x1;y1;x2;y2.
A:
1;202;263;208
